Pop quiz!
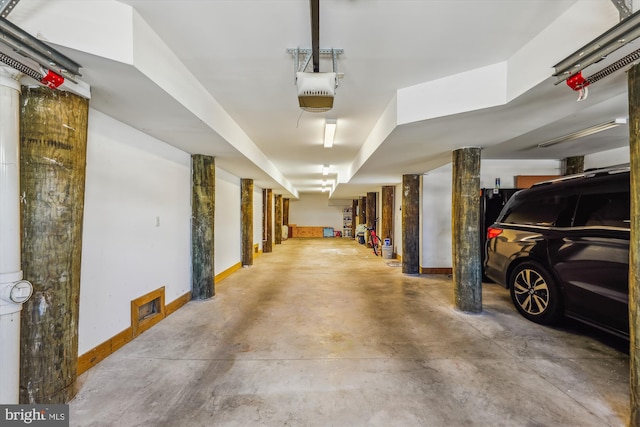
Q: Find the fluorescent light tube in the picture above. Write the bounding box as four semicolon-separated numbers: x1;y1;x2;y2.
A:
537;118;627;148
324;119;337;148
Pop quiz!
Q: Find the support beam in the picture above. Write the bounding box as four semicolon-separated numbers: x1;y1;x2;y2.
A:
275;194;282;245
19;86;89;403
351;199;358;239
628;63;640;426
191;154;215;300
358;197;366;227
241;179;253;267
563;156;584;176
283;198;289;226
452;147;482;313
366;192;377;246
264;189;273;253
310;0;320;72
381;186;395;244
402;175;420;274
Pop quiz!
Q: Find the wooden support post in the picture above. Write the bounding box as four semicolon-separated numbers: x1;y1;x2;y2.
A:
381;186;394;244
452;147;482;313
241;179;253;267
191;154;215;300
275;194;282;245
358;197;366;226
351;199;358;239
628;64;640;426
366;192;377;246
264;189;273;253
563;156;584;176
19;87;89;403
402;174;420;274
283;198;289;226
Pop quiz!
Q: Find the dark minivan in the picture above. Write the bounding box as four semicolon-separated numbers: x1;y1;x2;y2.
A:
484;167;630;339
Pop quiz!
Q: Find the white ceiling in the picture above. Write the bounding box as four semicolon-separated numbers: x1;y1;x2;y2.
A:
6;0;632;199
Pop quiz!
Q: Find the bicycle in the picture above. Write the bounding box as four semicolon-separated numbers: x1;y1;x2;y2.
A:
367;218;381;256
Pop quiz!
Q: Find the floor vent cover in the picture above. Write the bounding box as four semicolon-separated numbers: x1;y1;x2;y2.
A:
131;287;165;337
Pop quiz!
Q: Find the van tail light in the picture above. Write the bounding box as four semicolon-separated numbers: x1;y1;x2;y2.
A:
487;227;503;239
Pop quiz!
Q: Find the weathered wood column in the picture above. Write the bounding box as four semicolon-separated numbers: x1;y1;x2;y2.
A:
366;192;377;246
628;64;640;426
452;147;482;313
19;87;89;403
358;197;366;226
283;198;289;226
191;154;215;300
402;174;420;274
275;194;282;245
381;186;395;243
241;179;254;267
351;199;358;239
263;189;273;253
563;156;584;176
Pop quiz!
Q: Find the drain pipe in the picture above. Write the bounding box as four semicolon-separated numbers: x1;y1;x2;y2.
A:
0;67;33;404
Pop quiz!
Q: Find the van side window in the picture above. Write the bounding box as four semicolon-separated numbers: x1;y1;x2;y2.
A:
501;194;572;226
573;192;630;229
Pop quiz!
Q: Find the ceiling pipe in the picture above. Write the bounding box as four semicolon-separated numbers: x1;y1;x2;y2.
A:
310;0;319;72
0;68;34;404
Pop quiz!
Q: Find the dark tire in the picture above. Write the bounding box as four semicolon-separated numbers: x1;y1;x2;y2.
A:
371;235;380;256
509;261;562;325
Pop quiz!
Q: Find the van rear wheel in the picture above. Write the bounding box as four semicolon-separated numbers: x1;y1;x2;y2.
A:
509;262;561;325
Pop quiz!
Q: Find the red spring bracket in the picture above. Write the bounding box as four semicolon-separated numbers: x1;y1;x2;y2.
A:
565;71;589;91
40;69;64;89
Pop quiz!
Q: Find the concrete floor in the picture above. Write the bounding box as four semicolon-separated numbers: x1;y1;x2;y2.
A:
70;238;630;427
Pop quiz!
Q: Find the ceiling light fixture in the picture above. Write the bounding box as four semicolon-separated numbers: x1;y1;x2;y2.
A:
537;118;627;148
322;165;329;175
324;119;336;148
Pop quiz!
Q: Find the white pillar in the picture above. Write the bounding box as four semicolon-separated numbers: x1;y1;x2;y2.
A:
0;67;33;404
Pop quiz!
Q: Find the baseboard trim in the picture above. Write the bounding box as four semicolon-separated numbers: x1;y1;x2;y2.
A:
421;267;453;274
78;327;132;376
78;290;192;376
215;262;242;283
165;291;192;317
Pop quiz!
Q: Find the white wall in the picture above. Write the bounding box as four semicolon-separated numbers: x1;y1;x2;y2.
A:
79;109;191;355
421;159;562;269
289;193;346;231
480;159;561;188
214;168;242;274
422;165;452;268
